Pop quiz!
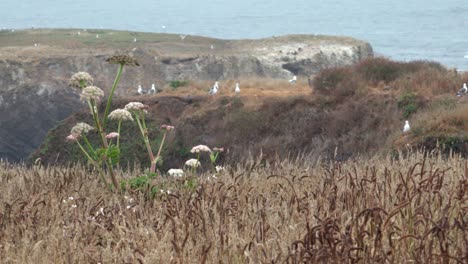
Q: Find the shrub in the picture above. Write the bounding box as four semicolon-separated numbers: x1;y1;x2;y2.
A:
169;80;189;90
356;57;404;84
312;67;360;102
398;91;418;118
231;97;244;108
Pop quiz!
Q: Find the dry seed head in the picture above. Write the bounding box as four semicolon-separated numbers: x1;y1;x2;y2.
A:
106;54;140;66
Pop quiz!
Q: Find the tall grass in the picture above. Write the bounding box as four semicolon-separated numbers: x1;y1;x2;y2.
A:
0;151;466;263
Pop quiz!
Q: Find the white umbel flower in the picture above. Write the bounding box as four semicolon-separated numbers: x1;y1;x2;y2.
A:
215;165;224;173
124;102;148;111
69;72;94;88
71;122;94;135
80;86;104;101
168;168;184;177
185;159;201;168
108;109;134;121
190;145;211;153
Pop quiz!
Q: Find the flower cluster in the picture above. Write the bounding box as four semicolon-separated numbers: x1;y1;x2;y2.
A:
215;165;224;173
70;122;94;135
105;132;119;139
124;102;148;111
161;124;175;131
213;147;224;152
80;86;104;102
66;134;80;142
106;54;140;66
69;72;93;89
185;159;201;168
190;145;211;153
108;109;133;121
168;168;184;177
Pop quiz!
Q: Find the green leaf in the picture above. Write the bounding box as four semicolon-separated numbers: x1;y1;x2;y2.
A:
107;145;121;165
96;146;121;165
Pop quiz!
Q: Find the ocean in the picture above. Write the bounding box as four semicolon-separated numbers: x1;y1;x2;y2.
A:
1;0;467;70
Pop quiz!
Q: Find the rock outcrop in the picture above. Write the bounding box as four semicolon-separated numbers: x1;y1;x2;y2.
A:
0;29;373;161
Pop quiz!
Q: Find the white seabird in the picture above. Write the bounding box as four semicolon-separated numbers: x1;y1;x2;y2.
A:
180;34;187;40
403;120;410;133
148;84;156;94
210;45;214;50
137;85;145;95
96;34;99;39
234;83;240;95
289;75;297;84
34;43;38;47
209;82;219;95
134;38;137;42
456;83;468;96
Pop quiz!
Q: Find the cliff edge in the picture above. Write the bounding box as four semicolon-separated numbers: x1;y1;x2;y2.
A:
0;29;373;161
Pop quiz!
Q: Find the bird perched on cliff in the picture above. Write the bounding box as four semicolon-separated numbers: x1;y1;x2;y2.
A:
96;34;99;39
137;85;145;95
403;120;410;133
234;83;240;96
179;34;187;40
134;38;137;43
148;84;157;94
209;82;219;95
456;83;468;96
289;75;297;84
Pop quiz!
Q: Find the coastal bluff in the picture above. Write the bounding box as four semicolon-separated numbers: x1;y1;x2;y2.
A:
0;29;373;161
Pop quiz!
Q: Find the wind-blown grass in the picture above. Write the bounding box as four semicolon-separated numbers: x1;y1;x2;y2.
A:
0;150;466;263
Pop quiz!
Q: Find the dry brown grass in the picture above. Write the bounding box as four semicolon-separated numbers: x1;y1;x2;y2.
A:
1;151;466;263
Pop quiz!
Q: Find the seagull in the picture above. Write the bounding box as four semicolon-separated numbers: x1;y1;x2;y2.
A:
403;120;410;133
234;83;240;95
148;84;156;94
289;75;297;84
179;34;187;40
210;45;214;50
209;82;219;95
456;83;468;96
96;34;99;39
134;38;137;42
34;43;37;47
137;85;145;95
77;31;81;35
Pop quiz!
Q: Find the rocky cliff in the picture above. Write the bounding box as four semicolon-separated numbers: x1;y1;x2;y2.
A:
0;29;373;161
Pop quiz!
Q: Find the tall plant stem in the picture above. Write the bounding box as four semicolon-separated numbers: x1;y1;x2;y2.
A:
103;63;124;130
135;113;156;173
156;131;167;160
90;100;118;190
117;121;122;148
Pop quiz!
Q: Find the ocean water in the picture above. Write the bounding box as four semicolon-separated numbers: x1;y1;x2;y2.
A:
1;0;467;70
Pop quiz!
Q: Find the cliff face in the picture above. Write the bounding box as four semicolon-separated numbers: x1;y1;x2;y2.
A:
0;29;373;161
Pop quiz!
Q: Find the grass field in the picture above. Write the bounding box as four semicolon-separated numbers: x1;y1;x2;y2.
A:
0;151;466;263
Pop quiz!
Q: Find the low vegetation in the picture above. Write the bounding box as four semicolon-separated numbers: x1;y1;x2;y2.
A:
0;151;466;263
